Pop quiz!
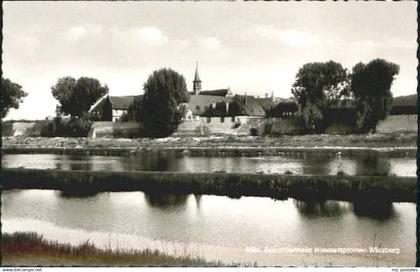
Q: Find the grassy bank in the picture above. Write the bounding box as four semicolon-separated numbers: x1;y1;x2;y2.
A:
2;133;417;157
3;169;416;203
2;232;223;266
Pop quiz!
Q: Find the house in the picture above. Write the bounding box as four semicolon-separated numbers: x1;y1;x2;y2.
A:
185;63;274;122
90;63;276;127
89;95;142;122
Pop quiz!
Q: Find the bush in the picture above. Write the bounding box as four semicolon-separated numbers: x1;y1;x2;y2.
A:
249;128;258;136
263;118;302;136
40;117;92;137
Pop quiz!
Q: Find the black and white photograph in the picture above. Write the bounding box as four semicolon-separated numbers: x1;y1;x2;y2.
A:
1;1;417;268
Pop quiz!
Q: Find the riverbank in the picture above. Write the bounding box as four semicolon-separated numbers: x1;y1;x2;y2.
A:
3;169;416;202
2;232;225;266
2;132;417;156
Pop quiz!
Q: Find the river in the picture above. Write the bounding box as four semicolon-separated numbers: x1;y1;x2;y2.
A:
1;152;416;266
2;189;415;266
2;153;416;176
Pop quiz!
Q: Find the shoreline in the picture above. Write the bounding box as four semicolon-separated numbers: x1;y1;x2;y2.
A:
2;145;416;156
2;133;416;156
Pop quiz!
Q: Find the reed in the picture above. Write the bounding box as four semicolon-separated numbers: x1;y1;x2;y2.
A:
2;169;416;203
2;232;227;266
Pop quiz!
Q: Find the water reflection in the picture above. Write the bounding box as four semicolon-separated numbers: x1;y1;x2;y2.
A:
194;194;202;209
301;155;332;175
352;199;395;220
144;193;189;209
59;190;99;198
2;153;415;177
294;198;396;220
355;155;391;176
294;199;347;218
2;190;416;266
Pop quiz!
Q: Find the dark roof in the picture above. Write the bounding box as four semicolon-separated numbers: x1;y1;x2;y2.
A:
233;95;267;116
255;97;275;110
109;95;142;110
188;95;233;115
194;67;201;82
198;89;230;96
201;101;238;117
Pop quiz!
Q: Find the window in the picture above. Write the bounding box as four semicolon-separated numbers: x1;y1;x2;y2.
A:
196;105;200;111
221;117;225;123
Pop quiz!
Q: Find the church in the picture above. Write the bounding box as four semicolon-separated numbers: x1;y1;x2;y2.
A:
184;63;274;122
89;63;275;123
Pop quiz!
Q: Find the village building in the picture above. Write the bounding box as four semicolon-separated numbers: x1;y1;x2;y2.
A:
89;63;276;125
89;95;141;122
184;62;275;125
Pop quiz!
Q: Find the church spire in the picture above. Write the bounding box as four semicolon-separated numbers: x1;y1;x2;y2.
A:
193;61;202;95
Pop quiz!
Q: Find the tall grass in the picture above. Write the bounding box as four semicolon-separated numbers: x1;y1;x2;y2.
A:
3;169;416;203
2;232;229;266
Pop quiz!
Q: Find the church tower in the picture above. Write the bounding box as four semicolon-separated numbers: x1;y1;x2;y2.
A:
193;61;202;95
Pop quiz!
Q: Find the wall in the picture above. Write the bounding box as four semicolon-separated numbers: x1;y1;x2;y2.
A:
2;121;45;137
263;118;301;136
88;121;143;138
201;116;264;136
376;114;417;133
173;120;203;136
173;116;265;136
201;116;240;135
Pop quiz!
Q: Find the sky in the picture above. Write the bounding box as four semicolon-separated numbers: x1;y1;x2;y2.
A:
3;1;417;120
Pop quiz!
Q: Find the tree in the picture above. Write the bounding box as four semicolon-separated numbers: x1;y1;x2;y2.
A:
1;78;28;118
351;59;399;132
51;76;108;118
134;68;189;137
291;61;349;132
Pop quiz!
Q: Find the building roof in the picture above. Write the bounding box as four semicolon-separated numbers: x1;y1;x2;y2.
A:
198;89;230;97
109;95;142;110
255;97;275;110
188;95;233;115
194;62;201;82
233;95;267;116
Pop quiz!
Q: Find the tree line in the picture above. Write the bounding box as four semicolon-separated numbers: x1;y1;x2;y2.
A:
290;58;399;133
1;58;400;137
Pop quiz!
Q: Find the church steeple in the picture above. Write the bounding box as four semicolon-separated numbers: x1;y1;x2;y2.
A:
193;61;202;95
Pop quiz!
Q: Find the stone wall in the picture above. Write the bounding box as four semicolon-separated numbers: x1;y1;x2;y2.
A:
88;121;143;138
173;120;204;136
173;116;265;136
376;114;417;133
2;121;45;137
201;116;241;135
202;116;264;136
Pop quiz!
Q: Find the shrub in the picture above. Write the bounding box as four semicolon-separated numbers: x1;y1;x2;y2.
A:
40;117;92;137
